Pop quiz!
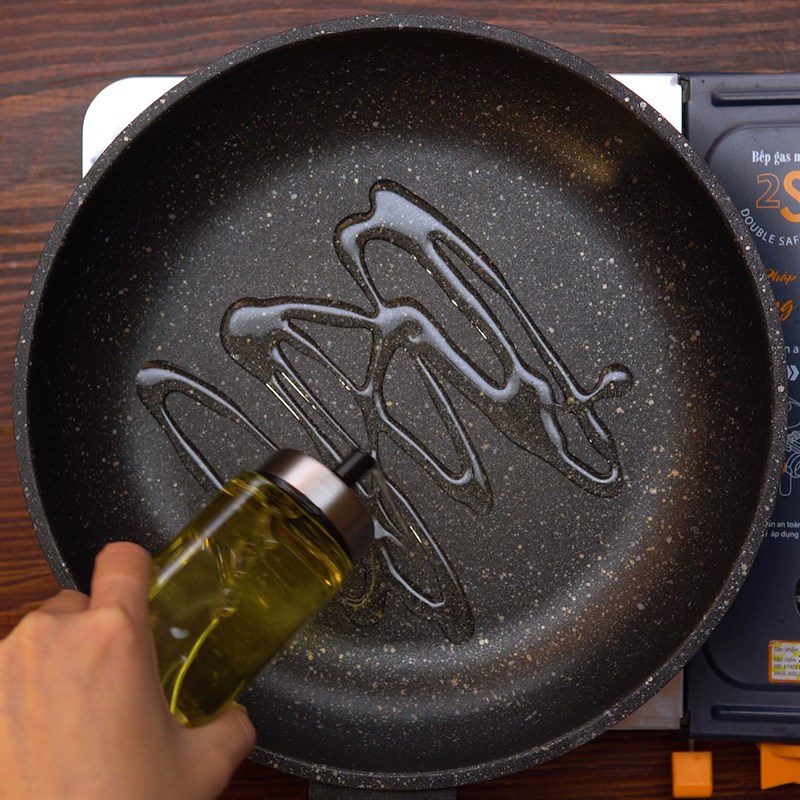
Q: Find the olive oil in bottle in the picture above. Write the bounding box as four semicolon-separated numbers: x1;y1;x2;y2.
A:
148;449;374;726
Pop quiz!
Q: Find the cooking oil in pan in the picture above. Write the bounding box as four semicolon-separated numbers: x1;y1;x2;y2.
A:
139;180;633;646
148;450;374;725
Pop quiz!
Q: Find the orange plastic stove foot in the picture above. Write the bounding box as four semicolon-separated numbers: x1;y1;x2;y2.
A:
672;751;713;798
758;742;800;790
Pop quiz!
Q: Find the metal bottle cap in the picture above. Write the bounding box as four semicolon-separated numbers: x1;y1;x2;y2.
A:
257;448;375;560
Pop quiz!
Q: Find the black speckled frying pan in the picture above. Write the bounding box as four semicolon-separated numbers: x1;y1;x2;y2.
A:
14;14;787;797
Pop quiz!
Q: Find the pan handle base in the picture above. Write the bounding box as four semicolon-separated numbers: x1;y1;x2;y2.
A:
308;782;458;800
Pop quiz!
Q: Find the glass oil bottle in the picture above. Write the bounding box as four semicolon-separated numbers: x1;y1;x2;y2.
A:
147;448;374;726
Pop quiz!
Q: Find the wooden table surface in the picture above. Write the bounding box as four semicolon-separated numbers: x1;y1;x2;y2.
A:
2;2;798;798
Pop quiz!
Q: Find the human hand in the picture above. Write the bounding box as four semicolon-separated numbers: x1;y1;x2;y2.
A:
1;542;256;800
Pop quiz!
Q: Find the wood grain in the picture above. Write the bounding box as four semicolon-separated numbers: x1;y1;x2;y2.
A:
1;2;798;798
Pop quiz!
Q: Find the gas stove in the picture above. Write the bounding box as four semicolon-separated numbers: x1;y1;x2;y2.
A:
81;73;799;746
681;73;800;740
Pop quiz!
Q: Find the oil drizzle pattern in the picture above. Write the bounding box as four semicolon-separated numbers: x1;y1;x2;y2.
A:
137;360;474;642
137;181;632;644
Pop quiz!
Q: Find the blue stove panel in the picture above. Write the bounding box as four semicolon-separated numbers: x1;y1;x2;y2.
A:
684;73;800;741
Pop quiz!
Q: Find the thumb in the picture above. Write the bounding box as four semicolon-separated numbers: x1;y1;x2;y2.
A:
189;704;257;784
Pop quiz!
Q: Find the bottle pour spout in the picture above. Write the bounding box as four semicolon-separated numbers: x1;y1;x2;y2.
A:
334;449;376;487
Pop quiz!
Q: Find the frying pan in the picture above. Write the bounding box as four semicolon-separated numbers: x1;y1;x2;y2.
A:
14;14;787;797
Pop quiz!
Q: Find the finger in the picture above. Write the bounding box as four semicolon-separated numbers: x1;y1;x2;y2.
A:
89;542;152;627
38;588;89;615
189;703;256;779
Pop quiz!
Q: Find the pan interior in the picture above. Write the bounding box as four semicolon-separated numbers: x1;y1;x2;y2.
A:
26;28;773;778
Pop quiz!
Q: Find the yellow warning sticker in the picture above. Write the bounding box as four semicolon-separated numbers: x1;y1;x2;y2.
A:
768;641;800;683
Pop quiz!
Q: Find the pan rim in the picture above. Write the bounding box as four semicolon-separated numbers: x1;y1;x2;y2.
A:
13;12;788;790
